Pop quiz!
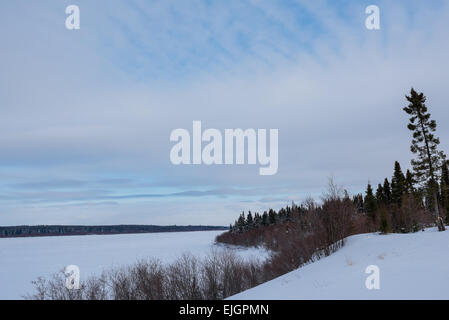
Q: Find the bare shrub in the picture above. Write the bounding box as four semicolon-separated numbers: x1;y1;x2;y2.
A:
109;259;166;300
395;195;433;232
108;267;134;300
27;249;268;300
25;270;109;300
217;250;247;298
351;213;376;235
200;250;223;300
165;254;203;300
83;274;109;300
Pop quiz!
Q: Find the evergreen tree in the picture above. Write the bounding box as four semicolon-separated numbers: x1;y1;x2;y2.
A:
376;184;384;203
237;212;246;231
441;161;449;187
391;161;406;206
254;212;261;226
246;212;253;227
424;181;440;214
405;169;416;195
364;183;378;219
278;208;286;221
352;194;364;213
383;178;392;205
268;209;276;225
286;206;292;221
262;211;269;226
403;88;447;220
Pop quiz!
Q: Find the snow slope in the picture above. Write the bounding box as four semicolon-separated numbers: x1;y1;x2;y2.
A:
0;230;267;300
230;228;449;300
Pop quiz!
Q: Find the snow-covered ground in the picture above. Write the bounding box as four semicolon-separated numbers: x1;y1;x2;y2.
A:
230;228;449;300
0;230;267;300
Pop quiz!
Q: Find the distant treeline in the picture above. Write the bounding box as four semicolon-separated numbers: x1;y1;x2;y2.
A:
0;225;228;238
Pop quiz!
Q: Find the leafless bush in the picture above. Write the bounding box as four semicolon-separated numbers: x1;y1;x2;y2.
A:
322;176;345;202
165;254;203;300
25;270;108;300
200;250;223;300
389;195;433;233
83;274;109;300
218;250;248;297
27;250;265;300
350;213;376;235
108;259;166;300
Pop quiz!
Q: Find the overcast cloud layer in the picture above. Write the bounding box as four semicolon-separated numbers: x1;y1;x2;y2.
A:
1;0;449;226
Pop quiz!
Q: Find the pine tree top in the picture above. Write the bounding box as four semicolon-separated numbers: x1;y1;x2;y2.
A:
403;88;446;184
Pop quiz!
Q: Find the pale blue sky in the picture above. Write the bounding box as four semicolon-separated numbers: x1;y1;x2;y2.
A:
1;1;449;225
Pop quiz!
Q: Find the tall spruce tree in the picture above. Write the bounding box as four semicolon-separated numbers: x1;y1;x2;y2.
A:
246;212;253;227
376;184;385;204
237;212;246;231
262;211;269;226
268;209;276;225
403;88;447;221
364;183;378;219
391;161;406;206
405;170;416;195
254;212;261;226
383;178;392;205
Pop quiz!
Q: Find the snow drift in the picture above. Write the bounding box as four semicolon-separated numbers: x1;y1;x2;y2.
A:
230;228;449;300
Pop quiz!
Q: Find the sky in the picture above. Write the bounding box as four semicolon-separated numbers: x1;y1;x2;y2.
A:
1;0;449;226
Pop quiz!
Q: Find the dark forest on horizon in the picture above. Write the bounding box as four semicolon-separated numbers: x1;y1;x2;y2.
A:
0;224;228;238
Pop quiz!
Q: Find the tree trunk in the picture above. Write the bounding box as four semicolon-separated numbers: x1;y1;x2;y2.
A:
435;193;446;231
434;192;440;217
437;215;446;231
